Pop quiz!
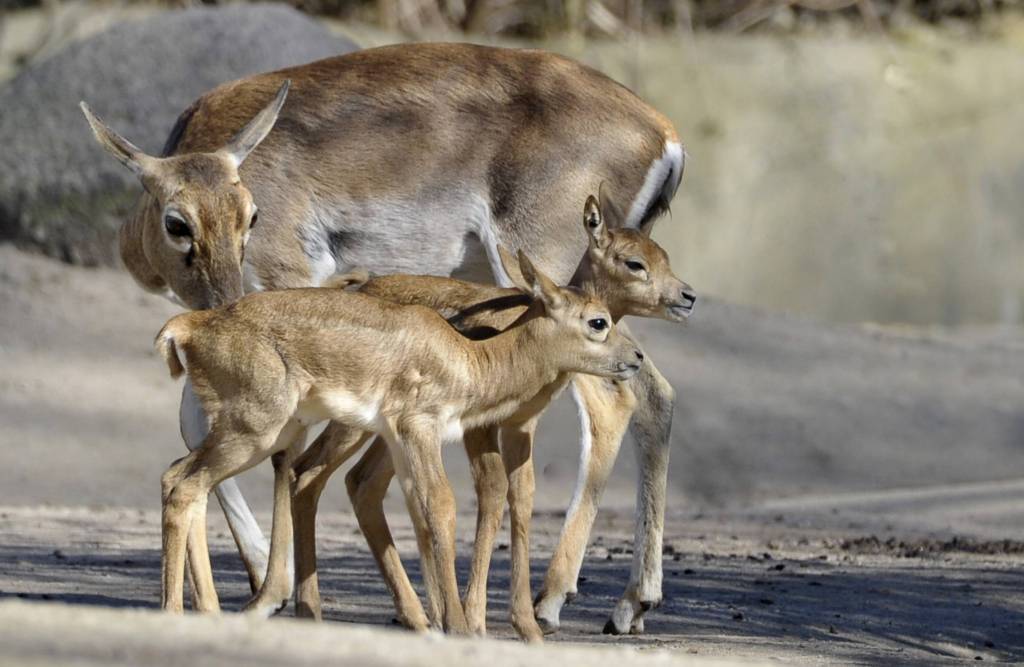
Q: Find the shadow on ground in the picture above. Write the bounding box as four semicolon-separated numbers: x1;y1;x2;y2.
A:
1;507;1021;664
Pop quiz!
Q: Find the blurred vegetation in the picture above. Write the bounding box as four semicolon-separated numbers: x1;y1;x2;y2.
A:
1;0;1023;37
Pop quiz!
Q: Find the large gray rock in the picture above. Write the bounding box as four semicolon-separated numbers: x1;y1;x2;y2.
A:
0;4;357;265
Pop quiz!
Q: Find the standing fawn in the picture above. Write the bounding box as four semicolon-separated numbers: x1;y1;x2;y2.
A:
82;41;684;633
154;251;643;634
289;190;695;640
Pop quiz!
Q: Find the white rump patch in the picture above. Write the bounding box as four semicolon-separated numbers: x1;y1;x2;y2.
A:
624;141;684;229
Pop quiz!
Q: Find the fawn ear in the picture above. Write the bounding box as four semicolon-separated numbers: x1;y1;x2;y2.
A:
221;80;290;168
583;194;611;250
597;181;627;231
80;102;161;181
322;269;370;290
496;244;530;291
517;251;564;311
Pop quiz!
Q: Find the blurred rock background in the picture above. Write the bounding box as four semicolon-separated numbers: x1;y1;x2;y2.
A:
2;0;1023;325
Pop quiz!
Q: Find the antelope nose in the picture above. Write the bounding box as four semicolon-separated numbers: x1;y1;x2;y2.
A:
634;349;645;363
681;286;697;306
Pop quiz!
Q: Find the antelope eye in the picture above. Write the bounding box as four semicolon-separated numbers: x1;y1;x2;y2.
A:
625;260;646;273
164;215;191;238
250;209;259;228
588;317;608;332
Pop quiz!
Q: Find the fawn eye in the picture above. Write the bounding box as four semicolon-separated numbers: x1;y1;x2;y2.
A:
588;317;608;332
164;215;191;238
624;260;646;273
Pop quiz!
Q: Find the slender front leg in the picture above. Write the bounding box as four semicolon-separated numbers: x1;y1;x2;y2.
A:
292;422;375;620
345;438;431;630
181;381;270;593
385;424;468;634
461;425;507;636
606;354;674;635
243;424;306;617
500;418;544;642
534;374;636;634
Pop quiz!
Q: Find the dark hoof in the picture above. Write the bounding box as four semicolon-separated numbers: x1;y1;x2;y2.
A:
603;619;623;635
639;600;656;612
272;599;288;616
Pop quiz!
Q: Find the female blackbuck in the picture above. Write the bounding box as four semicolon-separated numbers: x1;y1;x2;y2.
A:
155;252;642;635
287;192;694;641
81;42;685;634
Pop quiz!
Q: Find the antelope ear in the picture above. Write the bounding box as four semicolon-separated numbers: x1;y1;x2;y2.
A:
496;244;530;291
597;181;627;230
517;251;564;310
583;194;611;250
80;102;160;180
222;80;290;168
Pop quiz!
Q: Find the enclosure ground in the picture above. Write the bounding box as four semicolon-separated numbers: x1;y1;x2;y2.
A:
1;502;1021;664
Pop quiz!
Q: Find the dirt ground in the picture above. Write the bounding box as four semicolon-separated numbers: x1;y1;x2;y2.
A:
1;244;1024;664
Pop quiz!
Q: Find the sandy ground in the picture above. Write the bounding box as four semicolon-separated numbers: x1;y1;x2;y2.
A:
2;244;1024;663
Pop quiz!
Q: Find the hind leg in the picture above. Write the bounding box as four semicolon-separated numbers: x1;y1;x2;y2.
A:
293;421;375;620
162;419;288;613
181;380;270;594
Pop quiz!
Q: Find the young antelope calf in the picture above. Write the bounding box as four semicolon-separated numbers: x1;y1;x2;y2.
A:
289;191;695;640
154;252;642;633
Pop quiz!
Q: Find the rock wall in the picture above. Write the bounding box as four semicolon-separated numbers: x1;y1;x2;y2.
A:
0;4;356;265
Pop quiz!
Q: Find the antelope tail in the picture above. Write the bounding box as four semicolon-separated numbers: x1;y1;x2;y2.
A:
154;314;194;379
323;269;370;290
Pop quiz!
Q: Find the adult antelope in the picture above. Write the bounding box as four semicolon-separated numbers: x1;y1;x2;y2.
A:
80;42;684;634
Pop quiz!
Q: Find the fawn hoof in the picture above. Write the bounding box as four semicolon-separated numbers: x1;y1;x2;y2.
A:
242;594;289;618
536;615;560;636
605;597;644;636
533;590;567;636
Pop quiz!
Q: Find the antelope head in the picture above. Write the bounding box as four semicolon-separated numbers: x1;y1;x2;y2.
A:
581;184;696;323
80;81;290;310
511;251;645;382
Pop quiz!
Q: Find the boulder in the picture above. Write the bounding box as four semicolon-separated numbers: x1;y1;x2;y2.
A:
0;4;357;265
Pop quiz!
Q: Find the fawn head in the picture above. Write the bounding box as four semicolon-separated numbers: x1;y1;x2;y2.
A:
581;184;696;322
508;250;644;381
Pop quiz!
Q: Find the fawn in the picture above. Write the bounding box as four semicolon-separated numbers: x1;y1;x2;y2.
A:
155;251;642;633
288;190;695;640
